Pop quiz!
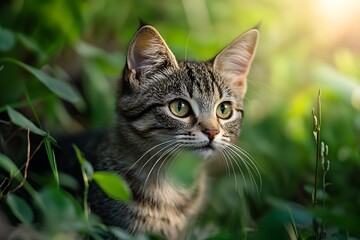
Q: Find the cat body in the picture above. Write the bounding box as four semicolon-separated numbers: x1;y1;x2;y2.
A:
89;25;259;239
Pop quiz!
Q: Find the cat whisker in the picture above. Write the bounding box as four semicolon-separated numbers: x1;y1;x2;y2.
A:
139;141;178;175
222;142;262;197
219;149;231;180
228;143;262;188
156;144;186;187
125;139;176;174
230;146;262;197
144;143;182;188
222;147;248;193
248;80;276;94
220;149;240;192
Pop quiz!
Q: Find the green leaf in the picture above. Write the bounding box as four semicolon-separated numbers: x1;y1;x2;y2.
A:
92;171;131;202
0;153;23;182
6;194;34;225
168;151;202;187
109;227;134;240
6;105;46;136
0;27;15;51
73;144;93;179
0;58;82;104
39;187;85;232
16;33;44;58
44;137;59;186
0;153;22;177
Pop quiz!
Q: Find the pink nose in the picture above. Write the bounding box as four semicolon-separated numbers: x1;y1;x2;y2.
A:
204;129;220;140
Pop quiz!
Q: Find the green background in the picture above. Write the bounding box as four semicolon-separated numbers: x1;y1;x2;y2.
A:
1;0;360;239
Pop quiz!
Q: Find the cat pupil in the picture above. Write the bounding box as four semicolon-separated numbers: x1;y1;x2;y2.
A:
220;103;226;113
177;101;183;112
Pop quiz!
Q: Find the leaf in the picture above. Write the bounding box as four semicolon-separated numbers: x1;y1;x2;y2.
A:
109;227;134;240
0;153;23;182
73;144;94;179
6;194;34;225
0;154;19;173
92;171;131;202
168;151;202;187
44;137;59;186
0;27;15;51
0;58;82;104
6;106;46;136
39;187;85;232
16;33;44;58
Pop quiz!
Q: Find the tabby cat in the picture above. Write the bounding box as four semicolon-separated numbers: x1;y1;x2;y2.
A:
89;24;259;239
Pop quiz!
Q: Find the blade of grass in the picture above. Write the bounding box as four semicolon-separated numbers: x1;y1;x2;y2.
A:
73;145;91;221
44;136;59;187
0;57;82;104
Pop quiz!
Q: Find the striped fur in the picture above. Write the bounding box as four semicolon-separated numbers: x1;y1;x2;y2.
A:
90;25;259;239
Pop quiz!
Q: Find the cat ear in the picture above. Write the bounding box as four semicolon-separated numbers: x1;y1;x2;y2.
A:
213;28;259;97
126;25;179;84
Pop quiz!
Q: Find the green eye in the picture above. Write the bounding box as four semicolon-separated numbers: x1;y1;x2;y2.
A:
169;99;190;118
216;102;232;119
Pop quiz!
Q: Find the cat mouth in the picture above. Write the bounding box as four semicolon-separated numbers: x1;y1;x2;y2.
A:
192;142;216;151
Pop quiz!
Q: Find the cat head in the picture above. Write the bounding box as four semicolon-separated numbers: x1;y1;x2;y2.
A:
117;25;258;158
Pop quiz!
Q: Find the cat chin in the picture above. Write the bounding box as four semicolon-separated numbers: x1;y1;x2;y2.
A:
193;147;218;159
197;151;215;159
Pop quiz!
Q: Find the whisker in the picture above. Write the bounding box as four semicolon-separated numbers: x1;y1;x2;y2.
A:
155;144;184;186
223;147;248;193
144;143;181;187
125;139;176;174
225;143;262;196
248;80;276;93
221;149;240;192
222;142;261;196
229;143;262;189
165;145;190;181
139;141;178;175
219;149;231;180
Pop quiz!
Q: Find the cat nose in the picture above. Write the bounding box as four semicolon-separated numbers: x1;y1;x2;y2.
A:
203;129;220;140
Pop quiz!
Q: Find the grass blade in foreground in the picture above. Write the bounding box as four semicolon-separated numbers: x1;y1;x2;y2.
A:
0;58;83;104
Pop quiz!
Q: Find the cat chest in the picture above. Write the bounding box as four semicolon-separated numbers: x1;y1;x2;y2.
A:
131;203;190;239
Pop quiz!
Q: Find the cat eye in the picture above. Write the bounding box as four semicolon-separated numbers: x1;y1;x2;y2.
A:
169;99;191;118
216;102;233;119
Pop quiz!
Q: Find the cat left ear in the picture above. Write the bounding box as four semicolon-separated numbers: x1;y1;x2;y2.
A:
213;28;259;97
126;25;179;85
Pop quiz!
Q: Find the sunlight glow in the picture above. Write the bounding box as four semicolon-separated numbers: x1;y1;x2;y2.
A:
312;0;360;46
314;0;360;22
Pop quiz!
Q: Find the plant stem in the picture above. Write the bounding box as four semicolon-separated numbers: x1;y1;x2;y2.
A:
312;90;322;240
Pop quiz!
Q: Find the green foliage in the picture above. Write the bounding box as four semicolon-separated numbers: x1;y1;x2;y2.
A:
6;194;34;225
0;58;83;105
6;106;46;136
0;27;15;51
168;151;202;187
92;172;132;202
1;0;360;239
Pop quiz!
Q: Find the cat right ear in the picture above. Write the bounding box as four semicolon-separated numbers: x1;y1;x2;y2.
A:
126;25;179;86
213;28;259;98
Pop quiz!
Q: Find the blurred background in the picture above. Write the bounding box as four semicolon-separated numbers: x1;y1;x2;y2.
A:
1;0;360;239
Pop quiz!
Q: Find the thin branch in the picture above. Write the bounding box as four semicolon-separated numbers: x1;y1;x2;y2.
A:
30;139;44;161
11;128;31;193
5;127;21;145
0;176;10;198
